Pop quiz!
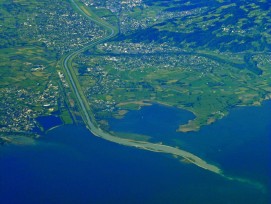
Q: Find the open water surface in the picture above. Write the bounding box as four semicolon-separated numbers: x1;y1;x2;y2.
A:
109;101;271;197
1;101;270;203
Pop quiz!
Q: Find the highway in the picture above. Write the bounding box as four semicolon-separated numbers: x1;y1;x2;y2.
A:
62;0;223;176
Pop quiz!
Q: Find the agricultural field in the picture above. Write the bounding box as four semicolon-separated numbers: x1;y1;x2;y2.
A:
0;0;105;143
76;0;271;132
1;0;270;142
117;0;271;52
0;1;60;141
74;50;271;132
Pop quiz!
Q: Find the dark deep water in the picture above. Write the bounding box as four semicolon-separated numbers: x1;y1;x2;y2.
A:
109;101;271;199
1;101;270;204
36;115;63;131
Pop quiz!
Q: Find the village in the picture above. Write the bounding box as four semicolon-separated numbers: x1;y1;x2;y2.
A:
0;81;59;133
32;1;107;55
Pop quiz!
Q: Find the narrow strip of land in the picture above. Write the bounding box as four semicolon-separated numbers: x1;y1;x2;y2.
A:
63;0;223;175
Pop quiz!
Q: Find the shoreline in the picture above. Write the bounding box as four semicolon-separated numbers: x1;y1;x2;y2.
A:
61;0;267;191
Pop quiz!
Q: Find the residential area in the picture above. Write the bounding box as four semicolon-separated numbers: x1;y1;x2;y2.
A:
32;1;107;55
0;81;59;133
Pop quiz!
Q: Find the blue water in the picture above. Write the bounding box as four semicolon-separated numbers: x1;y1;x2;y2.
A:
0;102;270;203
36;115;63;131
109;101;271;195
109;103;195;140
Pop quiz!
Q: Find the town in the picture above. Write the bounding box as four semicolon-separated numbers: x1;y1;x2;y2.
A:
0;0;107;142
33;1;107;55
1;0;271;143
81;0;204;34
0;81;59;134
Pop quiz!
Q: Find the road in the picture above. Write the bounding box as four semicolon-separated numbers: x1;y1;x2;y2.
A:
62;0;223;176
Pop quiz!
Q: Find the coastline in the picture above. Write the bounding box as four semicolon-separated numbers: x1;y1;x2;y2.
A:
60;0;269;190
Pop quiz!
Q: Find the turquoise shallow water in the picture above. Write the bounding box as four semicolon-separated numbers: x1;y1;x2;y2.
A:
0;101;270;203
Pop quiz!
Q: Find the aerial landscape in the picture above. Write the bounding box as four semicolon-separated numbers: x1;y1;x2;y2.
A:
0;0;270;203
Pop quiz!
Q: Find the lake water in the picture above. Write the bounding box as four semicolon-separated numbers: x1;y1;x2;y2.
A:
109;101;271;198
1;101;270;203
36;115;63;131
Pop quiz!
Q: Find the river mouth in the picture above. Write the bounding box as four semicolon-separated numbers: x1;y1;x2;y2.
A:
108;101;271;187
1;124;269;204
58;0;270;201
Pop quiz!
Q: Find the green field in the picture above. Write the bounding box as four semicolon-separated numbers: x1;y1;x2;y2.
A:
1;0;271;142
74;0;271;132
0;0;92;139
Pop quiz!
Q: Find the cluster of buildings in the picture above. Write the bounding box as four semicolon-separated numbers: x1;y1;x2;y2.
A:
98;42;186;54
81;0;202;34
0;82;59;133
72;41;220;119
29;0;107;55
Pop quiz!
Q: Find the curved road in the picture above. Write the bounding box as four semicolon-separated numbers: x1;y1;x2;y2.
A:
63;0;223;175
